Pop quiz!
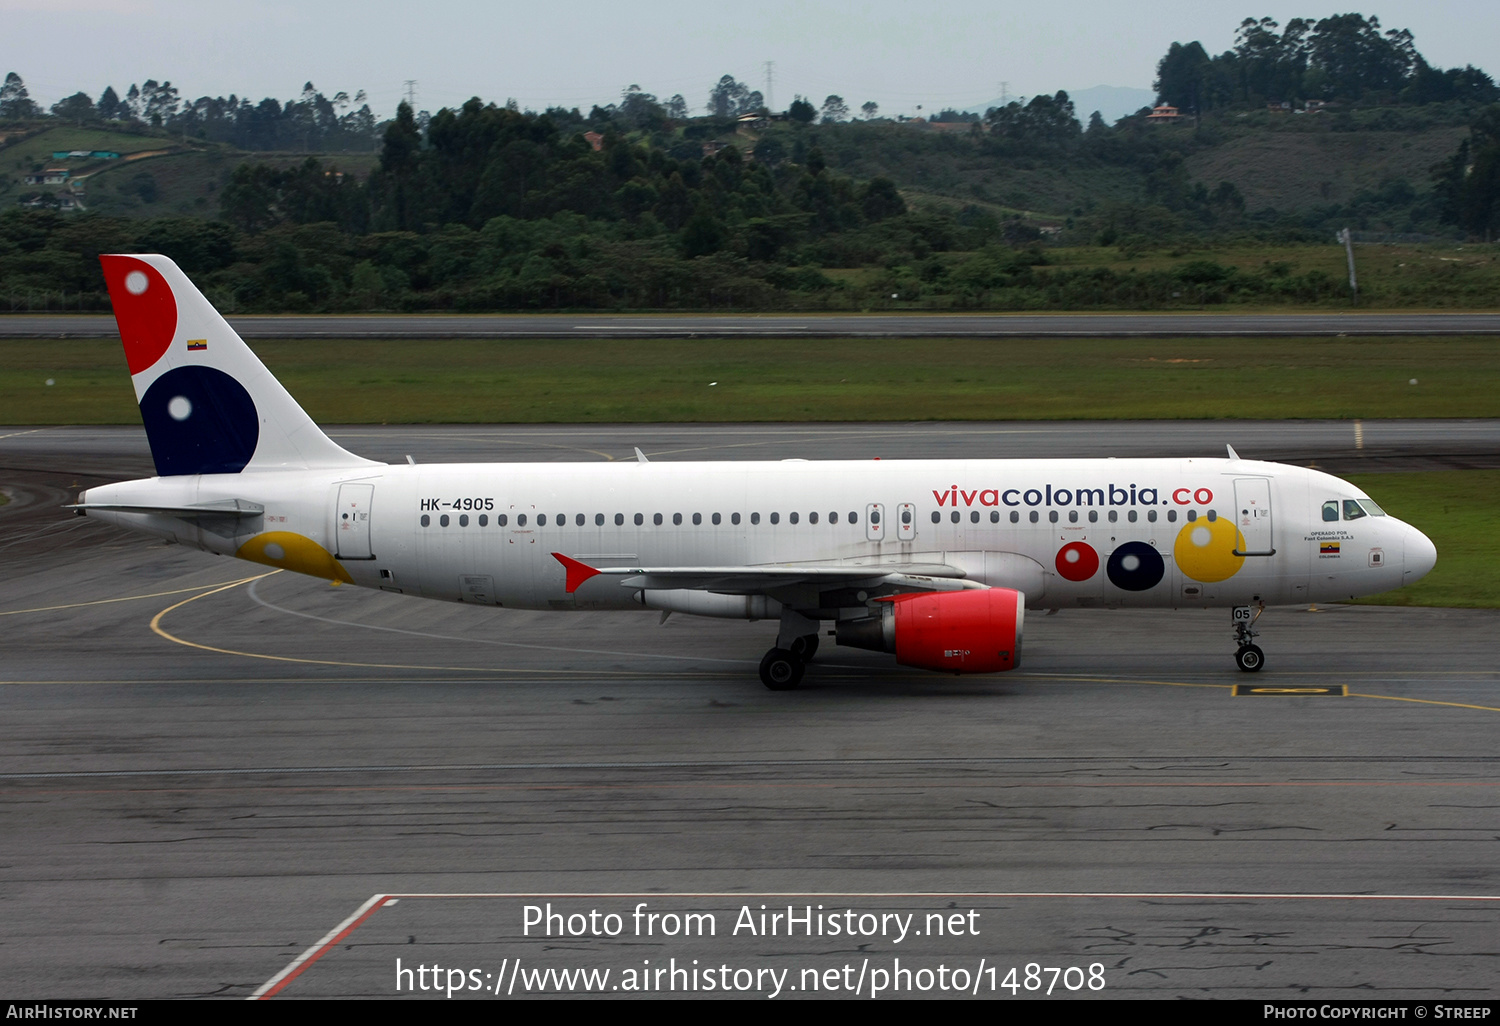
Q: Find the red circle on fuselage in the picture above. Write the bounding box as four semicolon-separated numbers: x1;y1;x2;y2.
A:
100;256;177;375
1055;541;1100;582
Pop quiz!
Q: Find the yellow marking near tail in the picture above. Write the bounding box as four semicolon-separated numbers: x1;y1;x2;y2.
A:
235;531;354;584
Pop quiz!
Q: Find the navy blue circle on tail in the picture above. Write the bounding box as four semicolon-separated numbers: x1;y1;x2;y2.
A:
139;366;260;475
1106;541;1165;591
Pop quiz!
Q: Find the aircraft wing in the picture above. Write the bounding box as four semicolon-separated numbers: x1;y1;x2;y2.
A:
552;552;981;596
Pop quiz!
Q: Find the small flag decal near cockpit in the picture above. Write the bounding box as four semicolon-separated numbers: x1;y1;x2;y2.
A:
1320;542;1340;554
187;339;207;351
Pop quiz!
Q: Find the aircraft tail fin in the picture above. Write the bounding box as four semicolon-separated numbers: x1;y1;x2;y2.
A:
100;254;379;476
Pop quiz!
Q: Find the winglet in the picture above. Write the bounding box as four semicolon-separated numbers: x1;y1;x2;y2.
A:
1226;444;1241;461
634;447;650;464
552;552;602;593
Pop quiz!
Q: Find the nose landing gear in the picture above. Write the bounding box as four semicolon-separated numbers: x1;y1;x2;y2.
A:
1233;603;1265;672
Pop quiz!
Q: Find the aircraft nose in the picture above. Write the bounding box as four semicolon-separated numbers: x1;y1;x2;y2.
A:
1403;524;1437;584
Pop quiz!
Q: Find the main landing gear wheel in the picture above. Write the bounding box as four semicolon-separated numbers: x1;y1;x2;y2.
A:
789;633;819;662
1235;644;1265;672
759;648;804;691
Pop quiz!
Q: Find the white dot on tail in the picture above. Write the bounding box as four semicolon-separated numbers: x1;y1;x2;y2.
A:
1192;526;1212;547
263;543;285;561
167;396;192;421
125;271;149;295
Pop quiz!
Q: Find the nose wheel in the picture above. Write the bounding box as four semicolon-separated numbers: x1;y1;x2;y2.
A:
1232;603;1265;672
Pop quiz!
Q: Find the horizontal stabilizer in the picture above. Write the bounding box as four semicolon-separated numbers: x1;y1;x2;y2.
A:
68;499;265;519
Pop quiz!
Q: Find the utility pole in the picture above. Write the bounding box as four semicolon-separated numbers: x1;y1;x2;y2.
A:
403;80;417;111
1339;228;1358;305
763;61;774;112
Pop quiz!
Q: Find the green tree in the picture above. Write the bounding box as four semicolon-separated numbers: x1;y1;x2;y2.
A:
788;95;816;122
709;75;749;118
50;92;95;124
0;72;39;119
820;95;849;123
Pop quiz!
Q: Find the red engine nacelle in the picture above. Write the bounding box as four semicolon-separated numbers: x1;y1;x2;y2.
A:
835;588;1025;674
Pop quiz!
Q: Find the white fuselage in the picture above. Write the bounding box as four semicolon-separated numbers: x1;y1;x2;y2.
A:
81;455;1433;617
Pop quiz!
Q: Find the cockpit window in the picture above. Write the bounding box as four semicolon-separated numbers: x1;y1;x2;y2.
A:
1342;499;1367;521
1322;501;1339;522
1360;498;1386;516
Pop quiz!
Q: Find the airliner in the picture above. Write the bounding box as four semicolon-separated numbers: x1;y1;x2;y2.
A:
72;255;1437;689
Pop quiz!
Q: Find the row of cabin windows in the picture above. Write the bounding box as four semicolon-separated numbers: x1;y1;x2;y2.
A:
419;510;866;529
933;507;1204;525
417;507;1212;528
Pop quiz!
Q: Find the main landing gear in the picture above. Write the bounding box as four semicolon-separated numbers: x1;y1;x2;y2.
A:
759;613;820;690
1233;603;1265;672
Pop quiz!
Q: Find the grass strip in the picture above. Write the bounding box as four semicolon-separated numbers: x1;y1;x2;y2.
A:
2;335;1498;424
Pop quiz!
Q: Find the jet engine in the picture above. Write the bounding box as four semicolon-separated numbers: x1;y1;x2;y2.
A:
835;587;1025;673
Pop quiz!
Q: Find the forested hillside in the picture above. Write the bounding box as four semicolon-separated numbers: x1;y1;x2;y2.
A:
3;12;1500;313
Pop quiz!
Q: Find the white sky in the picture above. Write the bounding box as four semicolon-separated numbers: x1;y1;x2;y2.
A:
5;0;1498;119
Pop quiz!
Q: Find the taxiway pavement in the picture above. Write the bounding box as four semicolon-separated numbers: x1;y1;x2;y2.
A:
1;424;1497;999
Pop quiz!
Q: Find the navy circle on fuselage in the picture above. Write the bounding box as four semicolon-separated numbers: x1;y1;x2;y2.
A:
1106;540;1165;591
139;366;260;475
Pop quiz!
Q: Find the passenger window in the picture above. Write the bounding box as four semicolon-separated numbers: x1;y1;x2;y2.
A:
770;512;780;524
1049;510;1058;523
903;509;913;525
1010;511;1019;523
731;512;741;525
1166;509;1176;523
460;514;469;527
829;512;838;524
673;513;682;525
751;512;760;525
654;513;663;525
421;514;430;527
613;513;623;526
951;510;961;524
849;512;858;524
931;510;941;524
595;513;604;526
479;514;488;527
1127;510;1138;523
991;511;1001;523
1088;510;1098;523
1186;510;1196;522
634;513;643;526
1206;509;1216;522
971;510;980;523
440;514;450;527
1147;509;1157;523
576;513;585;527
517;514;526;526
1029;511;1039;523
499;514;508;526
1108;510;1118;523
790;512;799;524
1343;499;1367;521
869;510;880;525
1068;510;1078;523
808;512;818;524
692;513;702;525
1322;501;1339;522
712;512;722;525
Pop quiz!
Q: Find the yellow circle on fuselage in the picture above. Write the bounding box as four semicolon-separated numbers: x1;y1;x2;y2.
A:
1173;517;1246;583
